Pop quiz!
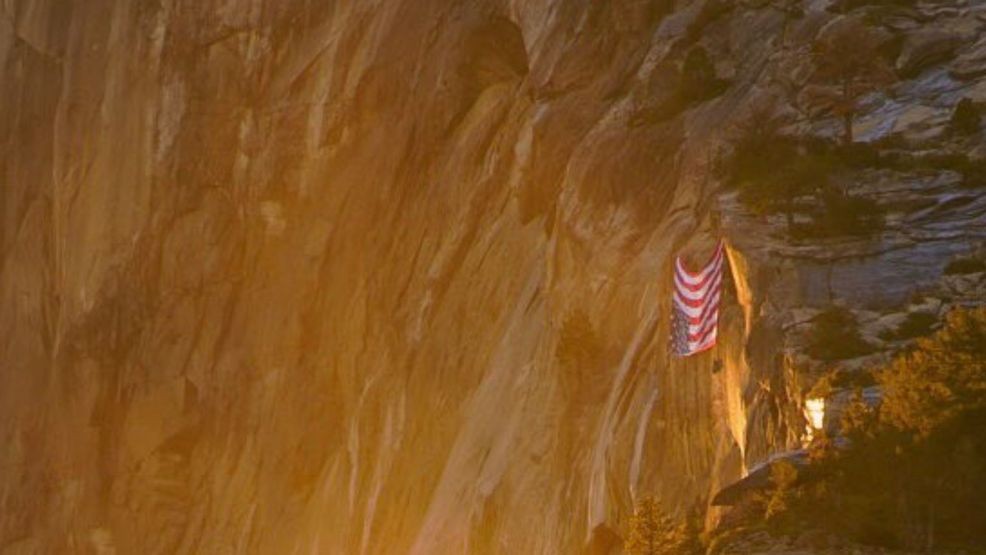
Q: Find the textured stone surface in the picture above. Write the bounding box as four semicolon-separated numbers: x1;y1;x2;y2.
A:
951;37;986;81
0;1;983;553
897;31;962;77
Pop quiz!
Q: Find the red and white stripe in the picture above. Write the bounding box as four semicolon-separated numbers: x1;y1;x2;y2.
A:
672;242;725;356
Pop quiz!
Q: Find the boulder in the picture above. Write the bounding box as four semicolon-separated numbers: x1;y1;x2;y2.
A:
815;15;894;52
869;311;909;338
712;449;810;506
909;296;943;315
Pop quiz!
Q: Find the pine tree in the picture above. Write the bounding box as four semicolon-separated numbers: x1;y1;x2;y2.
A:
760;309;986;550
879;307;986;437
765;460;800;523
625;496;684;555
811;19;895;145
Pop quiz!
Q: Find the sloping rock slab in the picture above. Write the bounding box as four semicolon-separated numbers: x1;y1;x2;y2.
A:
897;30;962;77
951;37;986;80
712;449;810;506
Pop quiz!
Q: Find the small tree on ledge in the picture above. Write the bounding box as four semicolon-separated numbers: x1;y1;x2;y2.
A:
625;496;694;555
811;18;895;145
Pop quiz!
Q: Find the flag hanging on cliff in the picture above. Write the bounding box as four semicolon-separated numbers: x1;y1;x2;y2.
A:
671;241;725;357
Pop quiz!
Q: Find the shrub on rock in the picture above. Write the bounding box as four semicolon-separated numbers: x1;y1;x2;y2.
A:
754;308;986;551
807;306;874;361
944;256;986;275
679;47;728;104
809;188;885;237
950;98;981;136
625;497;702;555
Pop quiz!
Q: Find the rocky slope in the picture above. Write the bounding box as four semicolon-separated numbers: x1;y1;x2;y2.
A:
0;0;983;553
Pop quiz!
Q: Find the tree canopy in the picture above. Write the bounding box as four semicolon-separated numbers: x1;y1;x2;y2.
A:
811;18;895;144
750;307;986;551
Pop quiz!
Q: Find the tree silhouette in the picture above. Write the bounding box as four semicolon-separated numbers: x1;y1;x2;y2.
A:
811;19;895;144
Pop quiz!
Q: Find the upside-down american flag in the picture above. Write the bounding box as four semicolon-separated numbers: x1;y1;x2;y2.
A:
671;241;725;357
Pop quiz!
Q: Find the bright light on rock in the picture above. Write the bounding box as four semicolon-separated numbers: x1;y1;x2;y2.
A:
804;398;826;442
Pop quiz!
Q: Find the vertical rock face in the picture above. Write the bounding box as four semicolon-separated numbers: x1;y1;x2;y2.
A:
1;0;983;553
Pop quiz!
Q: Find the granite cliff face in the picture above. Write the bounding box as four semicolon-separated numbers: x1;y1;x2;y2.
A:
1;0;984;553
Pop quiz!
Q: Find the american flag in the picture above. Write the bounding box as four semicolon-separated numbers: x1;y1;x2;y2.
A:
671;241;725;357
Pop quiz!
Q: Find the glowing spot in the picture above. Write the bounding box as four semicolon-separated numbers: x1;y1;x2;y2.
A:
804;398;826;443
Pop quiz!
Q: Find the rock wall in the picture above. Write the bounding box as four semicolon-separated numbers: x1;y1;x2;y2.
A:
1;0;983;553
